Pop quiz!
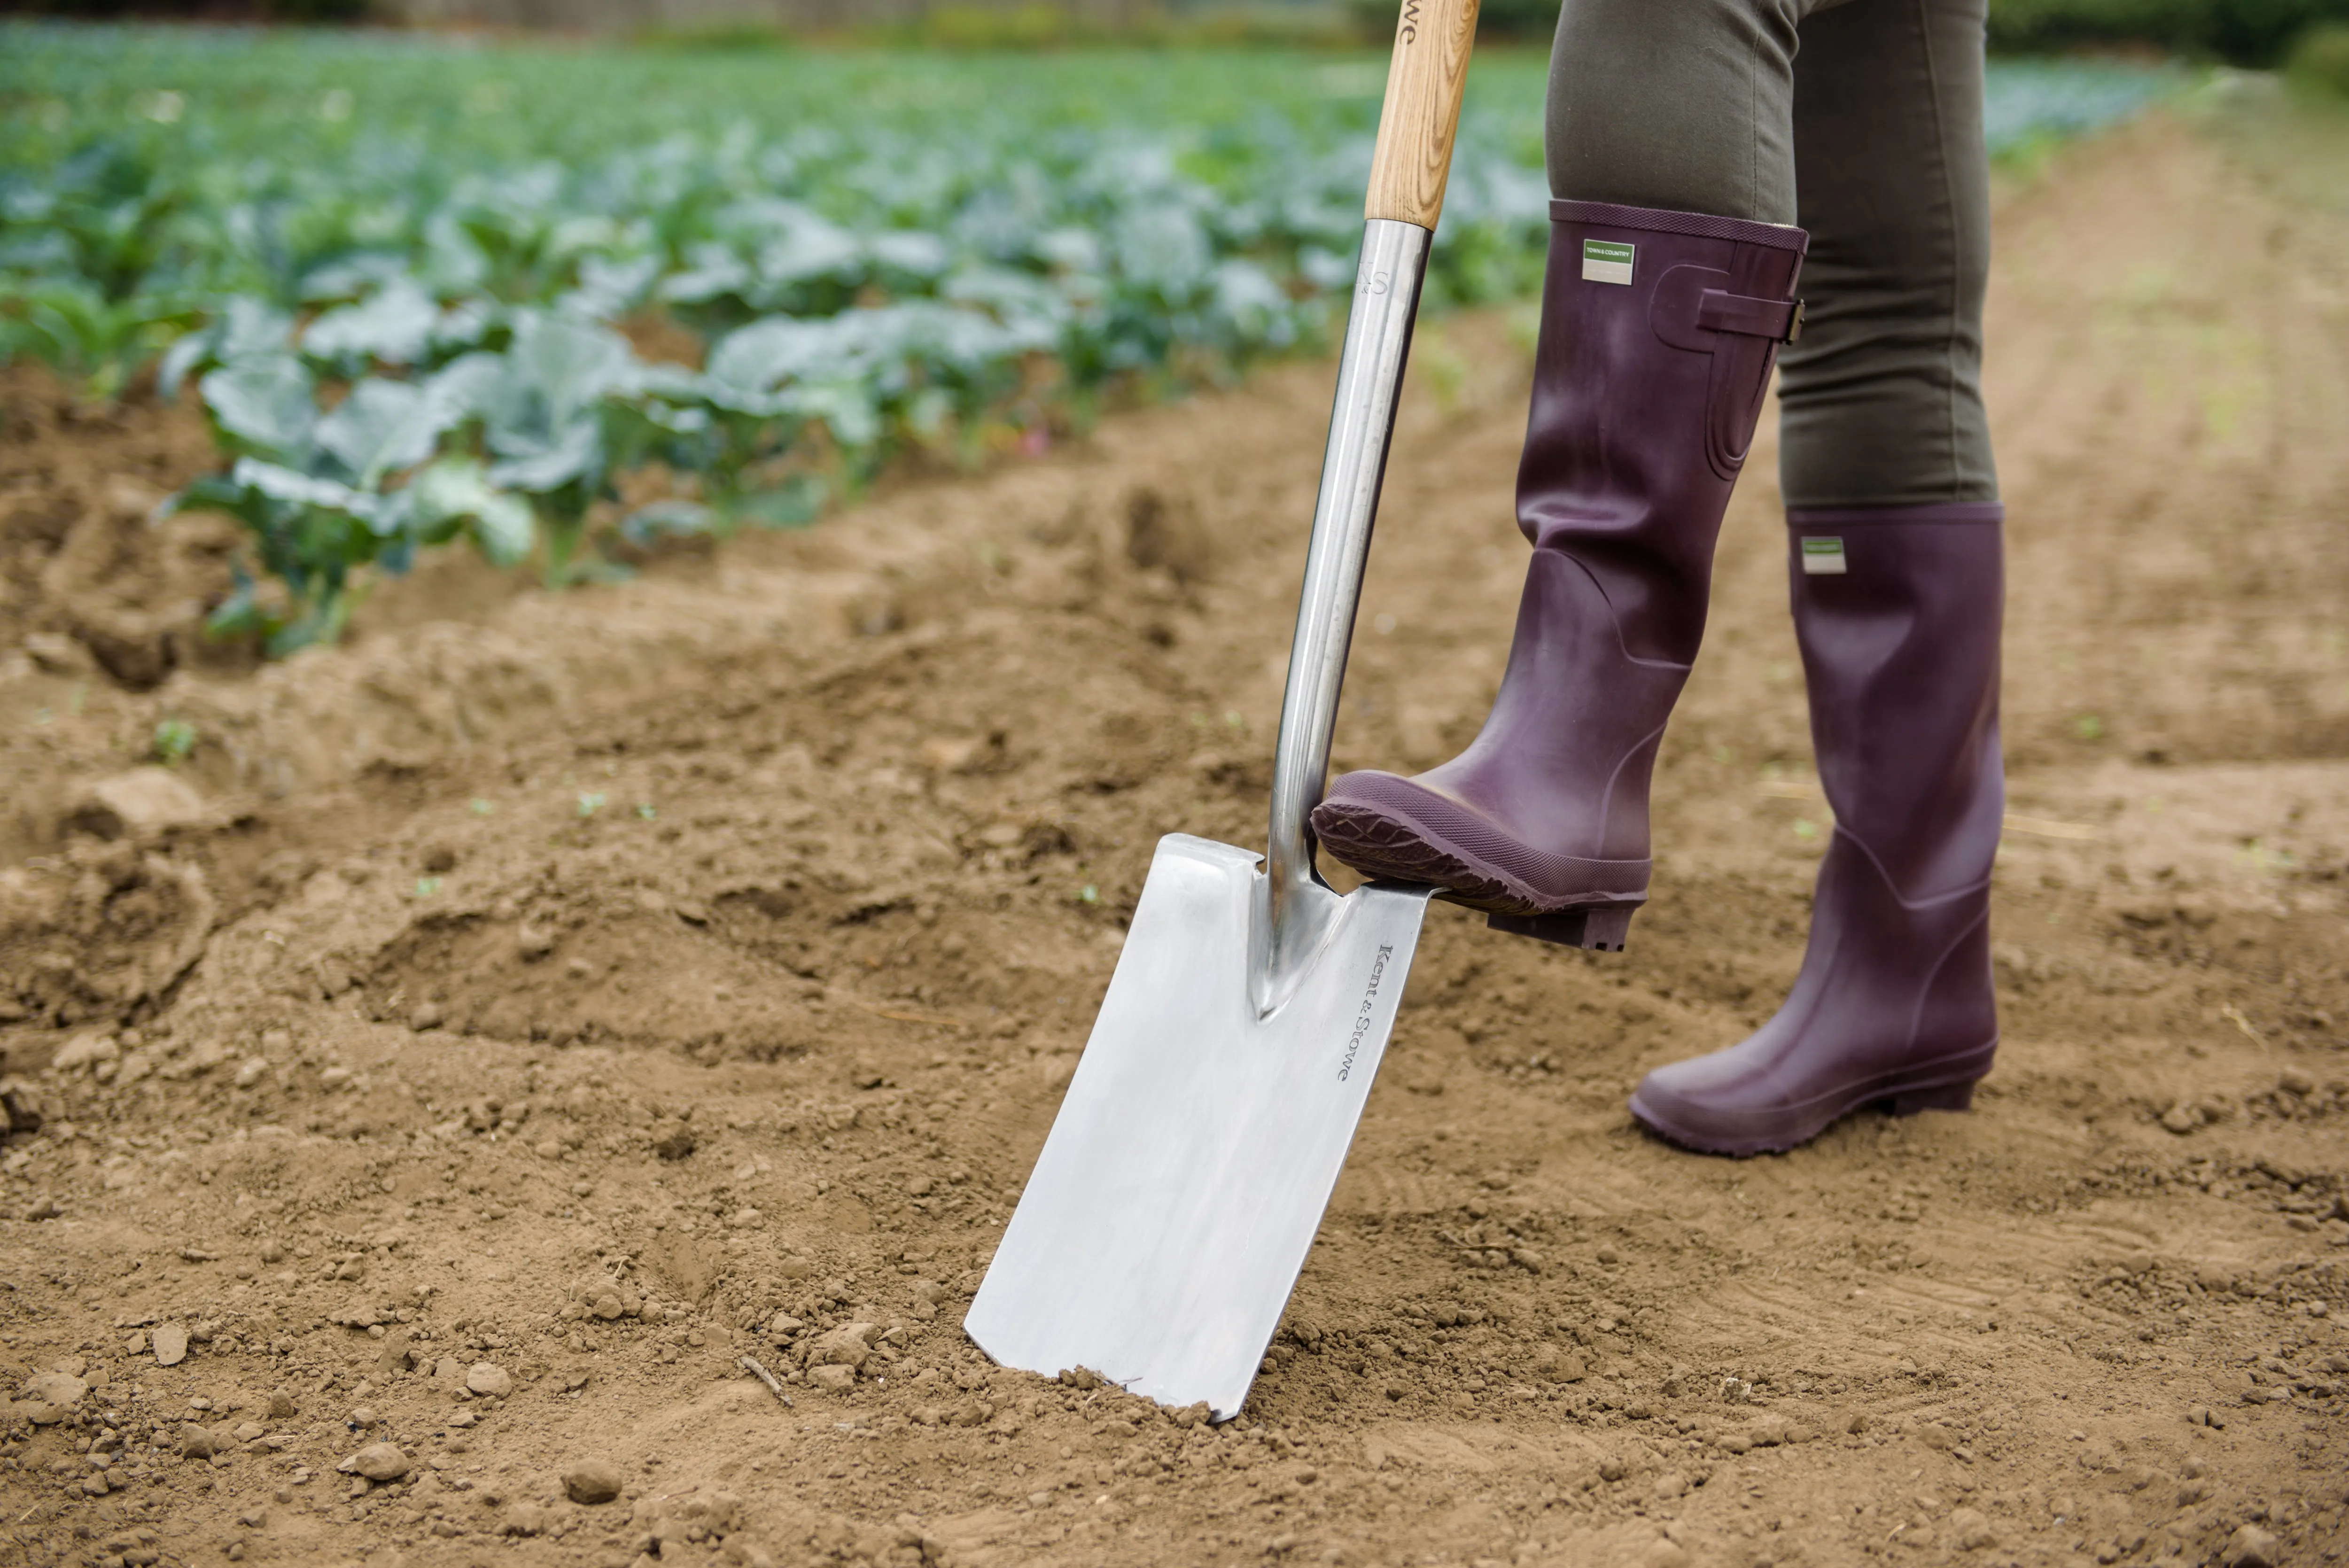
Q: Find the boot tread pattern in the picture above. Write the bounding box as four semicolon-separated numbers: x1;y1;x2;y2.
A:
1315;801;1640;951
1314;801;1534;913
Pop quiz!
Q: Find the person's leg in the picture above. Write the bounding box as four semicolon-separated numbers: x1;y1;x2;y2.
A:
1777;0;1998;505
1311;0;1817;949
1543;0;1804;222
1631;0;2008;1155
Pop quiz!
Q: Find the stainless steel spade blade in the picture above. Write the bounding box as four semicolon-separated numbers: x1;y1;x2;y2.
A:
963;837;1429;1419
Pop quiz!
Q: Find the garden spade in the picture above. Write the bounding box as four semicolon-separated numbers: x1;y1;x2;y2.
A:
965;0;1481;1421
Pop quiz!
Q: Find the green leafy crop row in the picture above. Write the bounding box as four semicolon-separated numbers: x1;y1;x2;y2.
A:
0;28;2174;655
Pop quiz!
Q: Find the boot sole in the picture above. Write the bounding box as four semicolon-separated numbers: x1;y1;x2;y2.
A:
1626;1044;1997;1157
1312;800;1641;951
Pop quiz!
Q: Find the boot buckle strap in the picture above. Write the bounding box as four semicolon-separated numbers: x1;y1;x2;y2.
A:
1697;289;1804;343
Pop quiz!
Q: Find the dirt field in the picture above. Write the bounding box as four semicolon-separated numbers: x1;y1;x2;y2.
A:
3;103;2347;1568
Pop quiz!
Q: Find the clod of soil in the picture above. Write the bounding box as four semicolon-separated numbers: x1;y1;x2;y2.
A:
562;1459;625;1504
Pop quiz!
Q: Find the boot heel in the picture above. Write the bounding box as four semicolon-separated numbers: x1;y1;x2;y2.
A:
1890;1080;1976;1116
1487;901;1639;952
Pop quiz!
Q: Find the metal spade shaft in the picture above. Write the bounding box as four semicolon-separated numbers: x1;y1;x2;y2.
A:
1253;216;1430;1016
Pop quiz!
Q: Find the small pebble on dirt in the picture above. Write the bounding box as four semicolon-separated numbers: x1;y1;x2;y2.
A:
267;1389;298;1418
563;1459;624;1503
151;1325;189;1366
342;1443;409;1482
23;1371;86;1408
1949;1506;1996;1550
467;1362;513;1397
809;1323;877;1369
2227;1524;2280;1568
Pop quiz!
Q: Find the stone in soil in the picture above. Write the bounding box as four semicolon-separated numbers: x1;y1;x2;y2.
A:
808;1323;877;1369
69;767;207;840
2227;1525;2281;1568
23;1371;86;1408
151;1324;189;1366
466;1362;513;1397
564;1459;624;1504
342;1443;410;1482
1953;1507;2002;1551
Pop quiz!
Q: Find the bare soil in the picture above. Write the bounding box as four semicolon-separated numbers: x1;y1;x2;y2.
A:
2;109;2347;1568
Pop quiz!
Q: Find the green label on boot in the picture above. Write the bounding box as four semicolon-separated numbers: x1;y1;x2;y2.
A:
1800;536;1848;575
1581;239;1634;285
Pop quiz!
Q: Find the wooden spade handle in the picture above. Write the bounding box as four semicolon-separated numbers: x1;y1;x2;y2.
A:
1364;0;1482;229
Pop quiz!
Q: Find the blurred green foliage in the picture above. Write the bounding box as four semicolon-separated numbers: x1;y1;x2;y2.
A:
1987;0;2349;66
1345;0;1554;44
10;0;2346;65
12;0;369;16
2287;21;2349;87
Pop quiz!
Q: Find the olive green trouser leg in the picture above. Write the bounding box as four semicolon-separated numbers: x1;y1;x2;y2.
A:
1544;0;1999;508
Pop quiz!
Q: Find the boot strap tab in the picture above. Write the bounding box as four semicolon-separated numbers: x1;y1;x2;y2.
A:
1697;290;1803;343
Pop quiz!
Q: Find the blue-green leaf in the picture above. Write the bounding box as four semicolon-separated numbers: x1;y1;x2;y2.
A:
487;415;603;494
200;357;318;463
302;278;443;368
316;377;449;488
401;457;536;566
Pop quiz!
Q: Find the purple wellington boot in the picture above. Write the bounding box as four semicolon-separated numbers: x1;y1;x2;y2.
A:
1629;504;2007;1156
1312;202;1807;950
